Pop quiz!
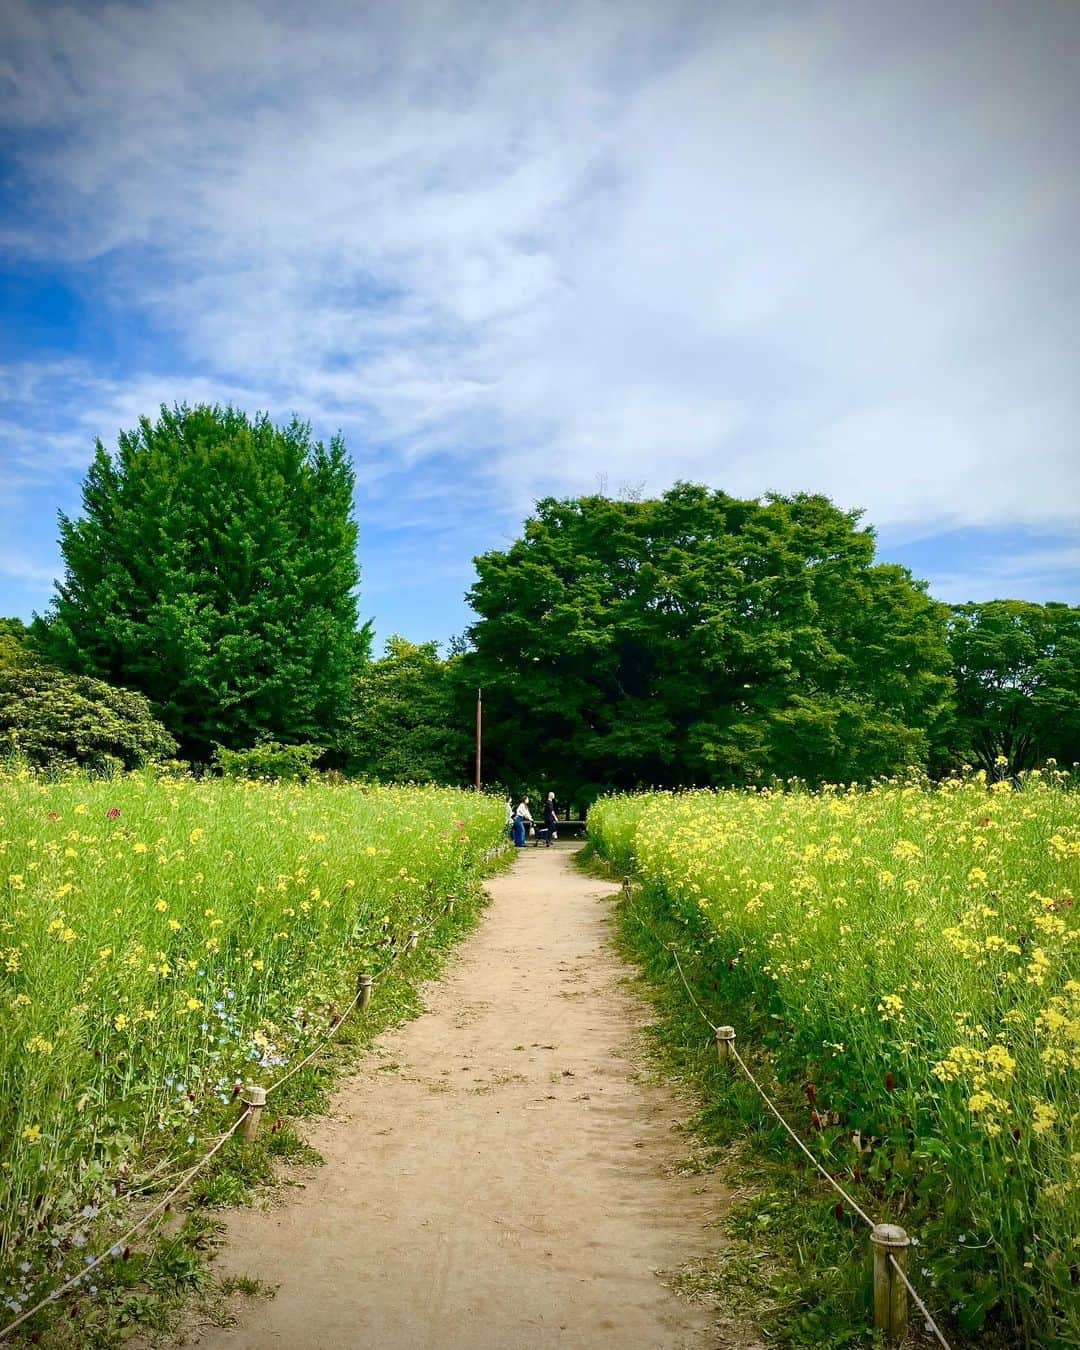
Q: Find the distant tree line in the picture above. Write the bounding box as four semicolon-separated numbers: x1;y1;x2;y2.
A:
2;405;1077;793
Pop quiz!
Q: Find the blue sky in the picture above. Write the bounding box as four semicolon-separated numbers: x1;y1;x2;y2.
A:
1;0;1077;651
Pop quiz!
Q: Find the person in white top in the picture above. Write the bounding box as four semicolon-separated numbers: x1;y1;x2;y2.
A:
513;797;533;847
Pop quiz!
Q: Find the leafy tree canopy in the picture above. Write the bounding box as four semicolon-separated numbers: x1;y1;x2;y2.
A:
0;619;30;675
464;484;953;796
36;404;361;760
0;618;28;644
947;600;1080;777
343;635;470;784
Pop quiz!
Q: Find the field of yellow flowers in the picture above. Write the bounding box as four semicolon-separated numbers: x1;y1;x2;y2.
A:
0;769;505;1329
590;772;1079;1346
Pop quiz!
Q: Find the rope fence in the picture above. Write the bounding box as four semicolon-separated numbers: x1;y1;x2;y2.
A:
0;891;464;1343
0;1112;250;1341
623;880;952;1349
3;874;954;1347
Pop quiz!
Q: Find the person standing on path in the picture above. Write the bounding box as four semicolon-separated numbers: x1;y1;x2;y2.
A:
541;791;559;847
513;795;533;847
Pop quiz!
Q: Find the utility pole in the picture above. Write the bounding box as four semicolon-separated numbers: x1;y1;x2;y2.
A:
474;687;482;790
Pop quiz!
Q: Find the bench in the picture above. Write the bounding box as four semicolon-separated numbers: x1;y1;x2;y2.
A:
529;818;587;842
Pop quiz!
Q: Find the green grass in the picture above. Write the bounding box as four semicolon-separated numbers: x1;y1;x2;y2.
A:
0;769;507;1342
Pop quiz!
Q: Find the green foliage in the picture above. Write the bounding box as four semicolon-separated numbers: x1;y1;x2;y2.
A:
37;404;362;761
0;618;31;678
343;635;470;783
947;600;1080;777
615;876;874;1347
213;740;324;781
0;617;28;643
465;485;953;795
591;778;1080;1346
0;653;176;772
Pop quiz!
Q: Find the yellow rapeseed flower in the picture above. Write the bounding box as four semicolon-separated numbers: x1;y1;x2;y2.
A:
1032;1102;1058;1135
878;994;904;1021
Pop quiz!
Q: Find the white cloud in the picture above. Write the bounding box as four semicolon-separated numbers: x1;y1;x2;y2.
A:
0;360;273;482
924;543;1080;607
1;0;1078;552
0;545;59;587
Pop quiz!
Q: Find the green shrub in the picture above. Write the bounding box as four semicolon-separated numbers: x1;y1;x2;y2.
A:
213;740;324;781
0;657;177;772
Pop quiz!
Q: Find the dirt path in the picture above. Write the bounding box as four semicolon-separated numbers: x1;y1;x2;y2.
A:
187;846;745;1350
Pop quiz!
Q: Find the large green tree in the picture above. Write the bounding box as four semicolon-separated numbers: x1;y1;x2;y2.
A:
946;600;1080;777
343;635;470;783
464;485;952;795
37;404;361;759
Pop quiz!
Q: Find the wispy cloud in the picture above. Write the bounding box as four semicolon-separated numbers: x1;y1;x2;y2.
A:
924;542;1080;606
1;0;1077;635
0;545;58;587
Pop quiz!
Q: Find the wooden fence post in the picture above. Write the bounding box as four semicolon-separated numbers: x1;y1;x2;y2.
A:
357;972;373;1010
870;1223;910;1342
239;1085;266;1143
406;930;420;952
445;896;457;916
715;1026;736;1060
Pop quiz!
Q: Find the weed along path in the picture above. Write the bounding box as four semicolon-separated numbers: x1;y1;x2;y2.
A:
186;846;748;1350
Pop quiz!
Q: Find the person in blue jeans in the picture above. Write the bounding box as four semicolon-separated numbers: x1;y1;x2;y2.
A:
512;796;532;847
